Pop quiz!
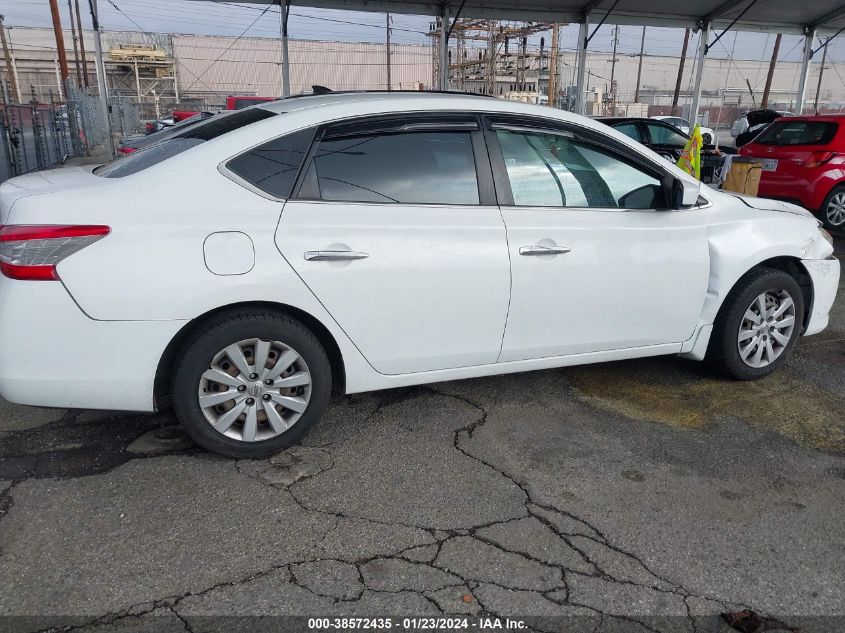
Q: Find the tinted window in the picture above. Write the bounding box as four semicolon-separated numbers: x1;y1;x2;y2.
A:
755;121;837;146
309;132;479;205
227;128;314;198
95;108;278;178
232;98;272;110
647;123;688;146
496;129;664;209
95;138;205;178
612;123;643;142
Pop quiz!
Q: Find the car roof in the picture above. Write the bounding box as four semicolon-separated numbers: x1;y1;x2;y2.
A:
597;117;673;125
770;114;845;122
257;90;496;115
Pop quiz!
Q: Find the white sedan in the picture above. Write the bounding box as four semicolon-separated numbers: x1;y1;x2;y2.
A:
0;93;839;457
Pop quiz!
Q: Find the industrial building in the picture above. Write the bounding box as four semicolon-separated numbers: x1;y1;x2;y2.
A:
4;24;845;123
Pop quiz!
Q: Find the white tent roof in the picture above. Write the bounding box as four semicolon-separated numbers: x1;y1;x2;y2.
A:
198;0;845;35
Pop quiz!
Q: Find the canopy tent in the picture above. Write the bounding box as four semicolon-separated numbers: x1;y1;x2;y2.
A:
177;0;845;119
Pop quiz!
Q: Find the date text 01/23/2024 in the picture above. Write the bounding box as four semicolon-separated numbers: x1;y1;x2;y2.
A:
307;617;528;630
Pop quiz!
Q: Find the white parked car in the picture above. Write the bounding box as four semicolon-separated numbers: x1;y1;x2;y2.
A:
651;115;718;145
0;93;839;457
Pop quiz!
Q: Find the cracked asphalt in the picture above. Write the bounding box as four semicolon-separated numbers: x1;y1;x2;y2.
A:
0;237;843;633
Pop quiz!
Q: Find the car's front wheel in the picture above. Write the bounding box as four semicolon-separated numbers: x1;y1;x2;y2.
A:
820;185;845;230
706;268;804;380
172;310;332;457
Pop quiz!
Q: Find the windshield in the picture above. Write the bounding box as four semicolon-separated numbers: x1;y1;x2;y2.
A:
754;120;837;146
95;108;279;178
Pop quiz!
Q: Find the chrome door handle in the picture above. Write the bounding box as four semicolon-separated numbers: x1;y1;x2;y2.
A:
304;250;369;261
519;245;571;256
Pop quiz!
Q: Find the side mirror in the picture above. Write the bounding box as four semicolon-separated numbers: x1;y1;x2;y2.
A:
672;178;700;209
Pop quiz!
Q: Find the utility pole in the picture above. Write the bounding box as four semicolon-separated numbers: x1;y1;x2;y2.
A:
88;0;115;158
609;25;619;114
547;23;559;107
814;39;828;114
279;0;290;96
66;0;82;86
672;28;690;116
48;0;70;94
74;0;88;86
634;26;646;102
386;13;391;91
761;33;781;108
0;14;19;103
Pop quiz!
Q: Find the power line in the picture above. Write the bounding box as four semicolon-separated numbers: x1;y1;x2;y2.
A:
180;2;272;93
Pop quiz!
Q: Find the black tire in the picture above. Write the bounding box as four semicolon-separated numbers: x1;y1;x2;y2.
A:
172;309;332;458
819;185;845;231
706;268;804;380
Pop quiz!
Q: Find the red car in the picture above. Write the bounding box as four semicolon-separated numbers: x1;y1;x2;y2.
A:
740;115;845;230
171;96;276;123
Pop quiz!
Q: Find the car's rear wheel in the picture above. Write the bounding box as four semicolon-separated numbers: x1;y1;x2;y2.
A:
172;310;331;457
706;268;804;380
820;186;845;230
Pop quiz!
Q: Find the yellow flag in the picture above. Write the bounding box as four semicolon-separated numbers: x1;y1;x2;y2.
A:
676;123;703;180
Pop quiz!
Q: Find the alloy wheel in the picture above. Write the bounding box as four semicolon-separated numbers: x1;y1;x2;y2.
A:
737;290;796;368
198;338;312;442
826;192;845;227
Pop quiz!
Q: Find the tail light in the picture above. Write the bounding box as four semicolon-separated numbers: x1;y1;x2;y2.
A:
0;225;110;281
805;151;836;168
118;146;136;155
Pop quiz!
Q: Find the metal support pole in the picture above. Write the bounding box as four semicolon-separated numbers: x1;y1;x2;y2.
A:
279;0;290;96
672;28;690;115
386;13;391;90
795;27;815;115
814;39;828;114
88;0;115;158
134;60;141;104
547;23;559;107
173;61;179;102
439;3;449;91
574;17;589;114
689;21;709;127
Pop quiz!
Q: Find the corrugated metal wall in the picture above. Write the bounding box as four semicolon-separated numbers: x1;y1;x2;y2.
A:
172;35;432;99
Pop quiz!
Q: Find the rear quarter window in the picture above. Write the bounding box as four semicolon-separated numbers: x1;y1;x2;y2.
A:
225;128;315;199
755;121;837;146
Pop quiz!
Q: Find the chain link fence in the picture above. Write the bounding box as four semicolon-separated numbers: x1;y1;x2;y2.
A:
1;80;141;182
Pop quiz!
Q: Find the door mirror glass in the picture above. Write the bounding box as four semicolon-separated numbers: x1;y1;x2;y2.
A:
619;183;662;209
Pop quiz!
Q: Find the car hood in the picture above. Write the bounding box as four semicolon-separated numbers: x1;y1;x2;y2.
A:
732;194;816;220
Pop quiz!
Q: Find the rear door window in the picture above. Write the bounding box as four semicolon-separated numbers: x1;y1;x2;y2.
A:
304;130;480;205
755;121;837;146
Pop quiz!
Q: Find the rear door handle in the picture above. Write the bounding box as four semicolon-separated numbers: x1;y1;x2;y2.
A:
519;245;571;256
304;250;369;261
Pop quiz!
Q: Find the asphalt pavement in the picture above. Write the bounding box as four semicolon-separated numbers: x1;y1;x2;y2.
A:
0;234;843;633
